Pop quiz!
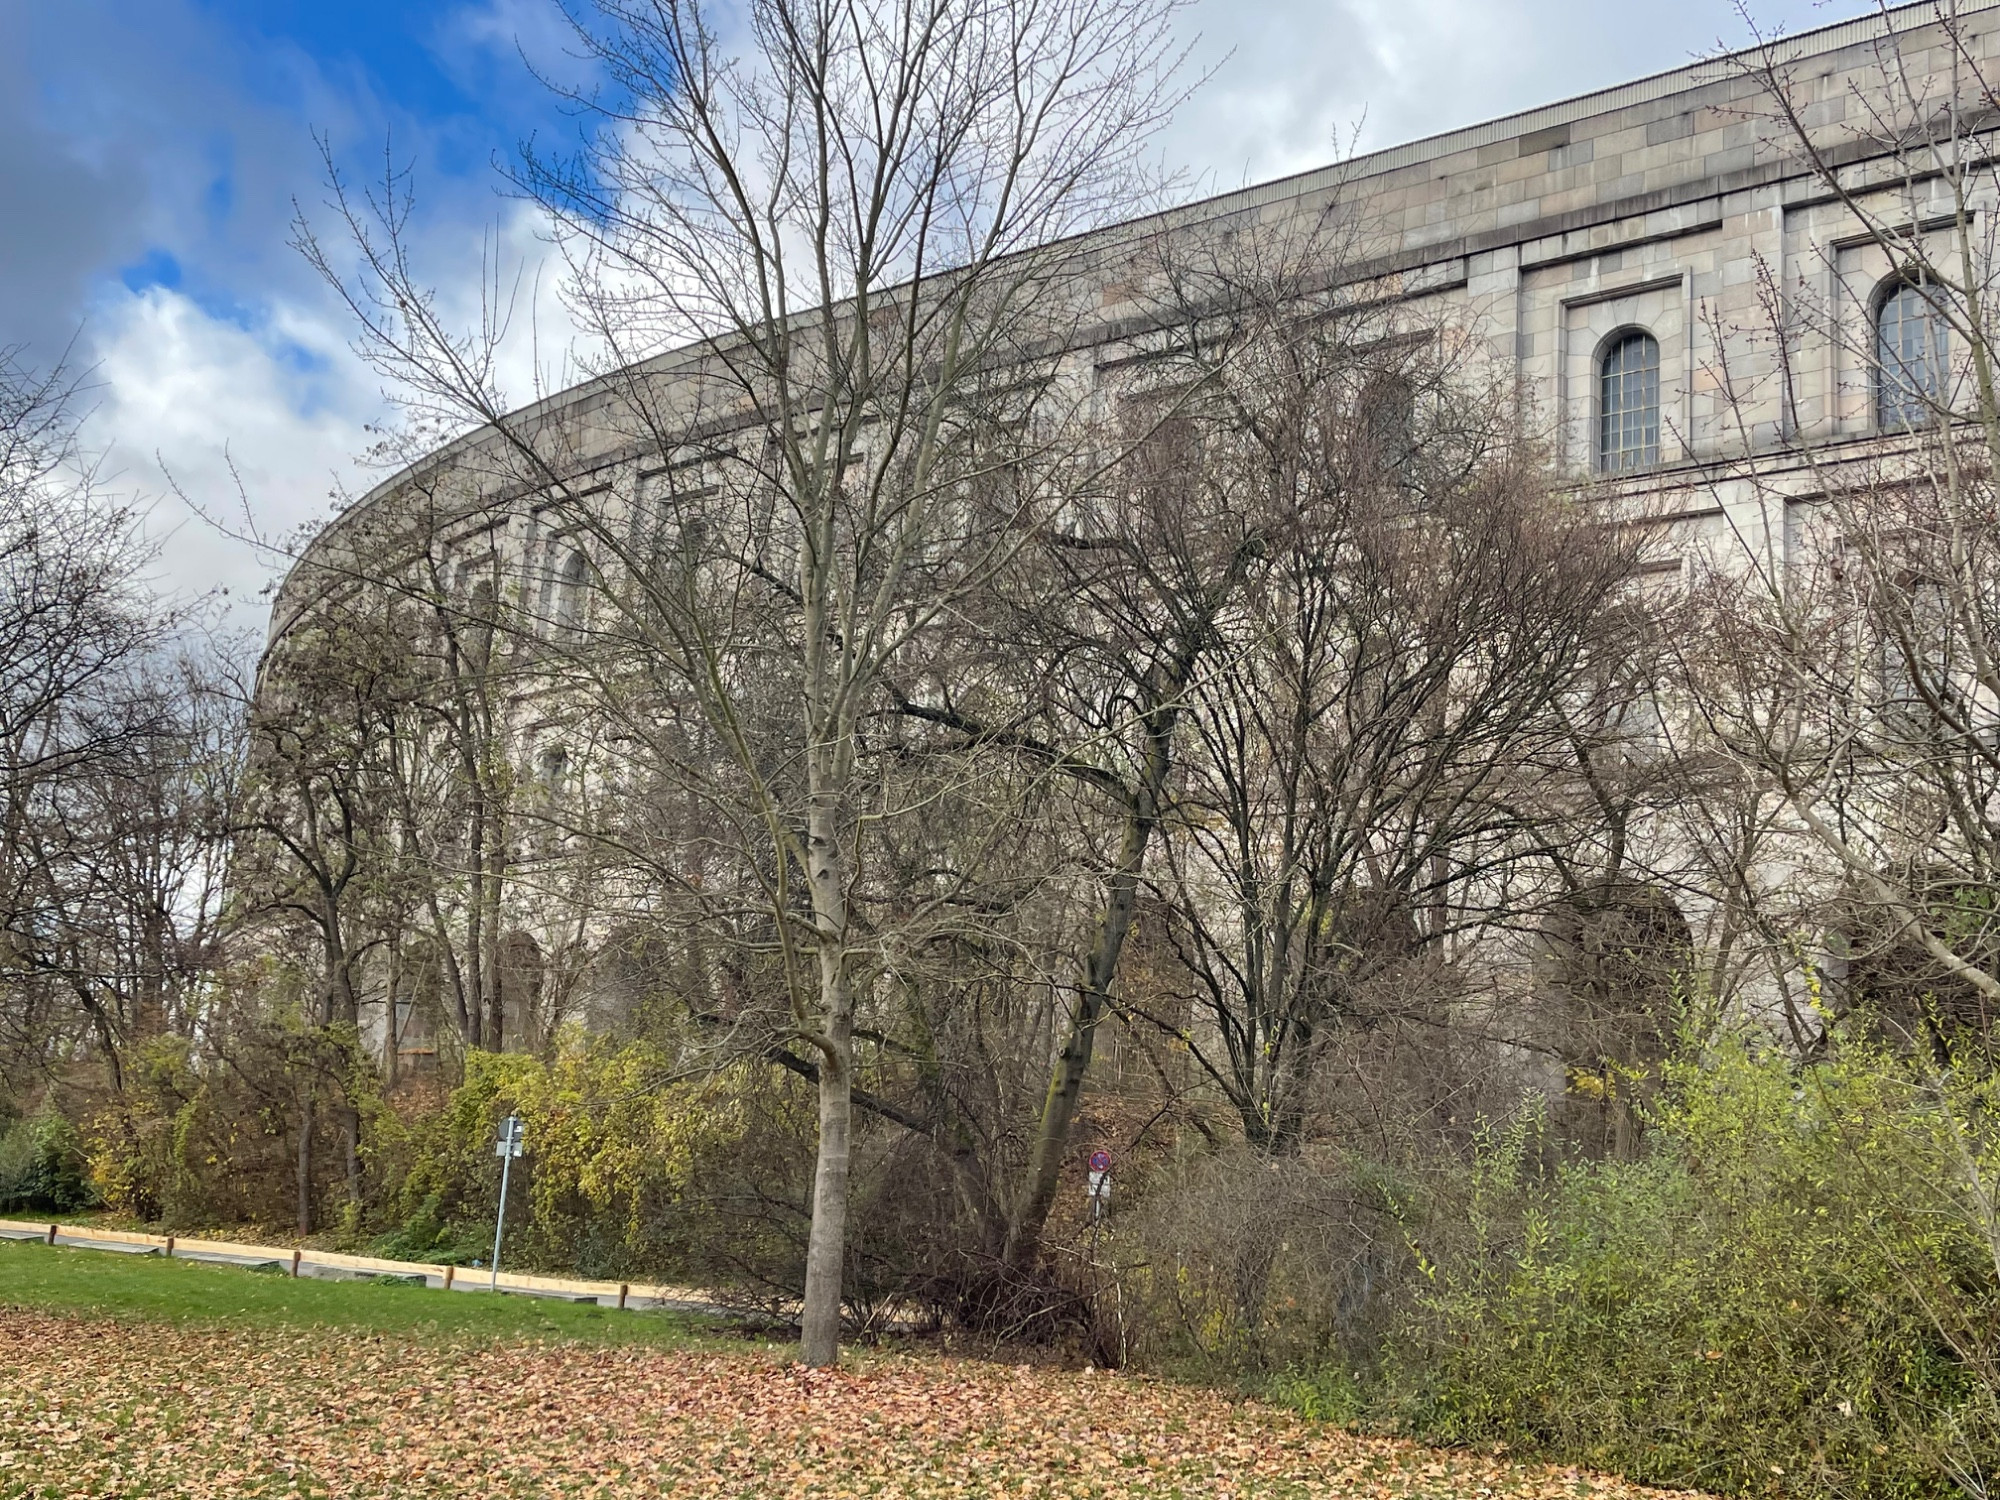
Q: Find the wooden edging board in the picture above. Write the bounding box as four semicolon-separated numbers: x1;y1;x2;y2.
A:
0;1218;711;1308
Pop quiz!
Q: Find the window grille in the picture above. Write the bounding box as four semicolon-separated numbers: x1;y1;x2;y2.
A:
1598;330;1661;473
1876;280;1949;431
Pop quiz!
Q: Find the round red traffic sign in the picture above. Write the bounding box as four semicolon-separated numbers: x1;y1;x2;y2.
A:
1088;1150;1111;1172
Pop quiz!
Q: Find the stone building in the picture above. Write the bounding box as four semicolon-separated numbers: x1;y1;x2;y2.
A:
258;0;1998;1073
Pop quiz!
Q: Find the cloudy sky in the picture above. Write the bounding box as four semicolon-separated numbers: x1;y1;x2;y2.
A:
1;0;1837;628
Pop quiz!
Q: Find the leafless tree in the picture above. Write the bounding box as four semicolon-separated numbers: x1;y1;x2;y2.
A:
0;349;236;1089
296;0;1191;1363
1676;3;2000;1034
1132;289;1646;1157
1664;17;2000;1487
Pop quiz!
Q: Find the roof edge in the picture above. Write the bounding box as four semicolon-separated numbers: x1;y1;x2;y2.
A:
1190;0;2000;217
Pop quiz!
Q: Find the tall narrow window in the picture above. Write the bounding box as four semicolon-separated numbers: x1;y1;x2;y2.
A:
1598;330;1661;473
466;577;495;667
1881;576;1952;724
1876;280;1949;431
1357;371;1418;477
554;548;588;638
448;558;497;666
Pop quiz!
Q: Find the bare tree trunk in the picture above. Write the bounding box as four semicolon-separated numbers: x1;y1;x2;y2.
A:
464;798;488;1049
482;812;506;1051
296;1091;315;1236
1009;816;1145;1265
135;910;167;1039
384;944;402;1091
800;783;857;1365
342;1112;366;1216
801;990;853;1365
1010;702;1174;1266
317;921;366;1213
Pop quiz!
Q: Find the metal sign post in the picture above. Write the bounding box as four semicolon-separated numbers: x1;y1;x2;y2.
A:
490;1115;525;1290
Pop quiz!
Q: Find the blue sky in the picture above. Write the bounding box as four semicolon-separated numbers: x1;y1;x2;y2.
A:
0;0;1832;620
7;2;550;353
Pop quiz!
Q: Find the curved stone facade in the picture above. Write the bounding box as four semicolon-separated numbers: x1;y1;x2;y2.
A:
256;0;2000;1063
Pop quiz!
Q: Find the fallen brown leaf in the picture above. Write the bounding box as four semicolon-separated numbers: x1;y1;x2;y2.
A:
0;1308;1713;1499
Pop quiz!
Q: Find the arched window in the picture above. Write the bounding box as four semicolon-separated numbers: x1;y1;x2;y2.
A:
1876;279;1949;431
554;547;589;638
1598;330;1661;473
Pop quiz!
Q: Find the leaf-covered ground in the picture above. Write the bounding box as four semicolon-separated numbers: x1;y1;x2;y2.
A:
0;1304;1711;1500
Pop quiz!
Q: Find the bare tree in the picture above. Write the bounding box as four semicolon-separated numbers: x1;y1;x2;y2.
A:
1138;307;1646;1158
235;590;408;1229
1676;4;2000;1032
0;349;238;1110
296;0;1190;1363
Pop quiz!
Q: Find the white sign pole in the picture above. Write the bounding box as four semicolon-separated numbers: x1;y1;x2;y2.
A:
490;1115;524;1290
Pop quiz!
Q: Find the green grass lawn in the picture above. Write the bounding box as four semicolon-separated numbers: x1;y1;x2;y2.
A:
0;1235;728;1349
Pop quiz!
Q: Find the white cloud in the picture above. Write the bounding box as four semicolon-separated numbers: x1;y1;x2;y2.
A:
1158;0;1834;193
42;0;1856;644
73;192;597;636
448;0;600;93
80;284;385;626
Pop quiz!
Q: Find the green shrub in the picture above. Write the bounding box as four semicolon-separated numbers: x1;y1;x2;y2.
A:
85;1018;374;1231
382;1030;761;1279
1122;1028;2000;1498
0;1105;94;1214
86;1036;211;1222
1371;1039;2000;1498
369;1191;486;1265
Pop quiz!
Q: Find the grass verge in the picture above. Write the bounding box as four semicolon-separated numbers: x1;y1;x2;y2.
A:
0;1235;729;1350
